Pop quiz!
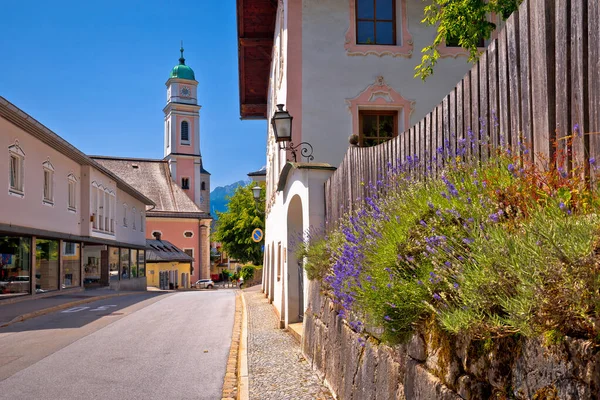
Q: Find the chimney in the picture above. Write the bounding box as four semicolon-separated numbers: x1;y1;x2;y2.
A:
153;231;162;241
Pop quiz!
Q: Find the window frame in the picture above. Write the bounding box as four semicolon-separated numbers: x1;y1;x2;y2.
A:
8;144;25;196
355;0;396;46
180;120;190;144
42;161;55;205
123;204;128;227
358;109;398;147
68;174;77;212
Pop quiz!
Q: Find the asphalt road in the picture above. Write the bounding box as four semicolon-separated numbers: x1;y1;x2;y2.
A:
0;289;236;400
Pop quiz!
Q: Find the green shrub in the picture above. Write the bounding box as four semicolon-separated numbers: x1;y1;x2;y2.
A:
305;148;600;343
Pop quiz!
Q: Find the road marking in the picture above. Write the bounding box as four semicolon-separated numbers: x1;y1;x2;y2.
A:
61;305;117;313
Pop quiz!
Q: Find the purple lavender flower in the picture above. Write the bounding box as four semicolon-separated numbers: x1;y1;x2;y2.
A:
453;283;459;289
428;201;434;209
384;315;392;321
417;280;423;285
433;293;442;301
463;238;474;244
489;213;499;223
574;123;581;136
508;164;515;173
559;202;566;210
590;157;596;165
444;261;452;268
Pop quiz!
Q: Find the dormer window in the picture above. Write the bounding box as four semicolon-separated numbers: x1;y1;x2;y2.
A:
181;121;190;143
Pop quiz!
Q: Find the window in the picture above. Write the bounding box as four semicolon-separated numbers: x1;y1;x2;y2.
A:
184;231;194;238
140;213;144;232
91;183;98;229
0;235;31;296
36;239;59;292
184;248;194;258
68;174;77;211
138;250;146;277
64;242;76;256
181;121;189;143
8;144;25;195
62;242;80;288
181;177;190;190
201;181;206;191
359;110;398;146
121;248;130;279
98;188;104;231
166;121;171;148
123;204;128;227
110;194;116;232
356;0;395;45
43;166;54;204
132;207;137;231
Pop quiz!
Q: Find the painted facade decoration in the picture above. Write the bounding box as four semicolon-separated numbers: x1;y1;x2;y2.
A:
236;0;489;330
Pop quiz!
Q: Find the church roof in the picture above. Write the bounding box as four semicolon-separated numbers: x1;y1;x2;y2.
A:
91;156;211;219
169;45;196;81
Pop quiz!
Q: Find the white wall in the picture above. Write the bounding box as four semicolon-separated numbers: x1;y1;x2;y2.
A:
301;0;475;167
0;117;82;235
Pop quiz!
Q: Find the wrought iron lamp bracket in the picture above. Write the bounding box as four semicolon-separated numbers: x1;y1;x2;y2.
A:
278;141;314;162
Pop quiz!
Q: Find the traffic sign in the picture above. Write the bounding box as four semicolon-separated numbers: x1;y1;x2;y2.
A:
252;228;264;242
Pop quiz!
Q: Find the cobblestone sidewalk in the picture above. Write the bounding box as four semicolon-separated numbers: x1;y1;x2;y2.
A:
244;285;332;400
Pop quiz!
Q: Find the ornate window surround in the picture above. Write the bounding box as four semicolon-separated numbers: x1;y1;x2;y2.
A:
346;76;415;139
345;0;413;58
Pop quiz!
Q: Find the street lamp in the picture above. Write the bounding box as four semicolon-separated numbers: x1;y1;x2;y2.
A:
252;186;262;201
271;104;314;162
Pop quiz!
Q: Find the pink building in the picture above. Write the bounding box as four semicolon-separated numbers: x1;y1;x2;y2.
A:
93;47;212;282
0;97;154;299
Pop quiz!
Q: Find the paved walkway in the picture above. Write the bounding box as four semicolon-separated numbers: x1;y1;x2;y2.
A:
244;285;332;400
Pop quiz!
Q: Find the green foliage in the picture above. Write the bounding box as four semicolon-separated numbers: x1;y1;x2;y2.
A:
415;0;522;80
213;182;265;264
307;149;600;344
240;264;256;281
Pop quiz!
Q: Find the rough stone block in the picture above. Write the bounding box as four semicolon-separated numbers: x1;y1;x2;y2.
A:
353;338;377;400
404;360;461;400
408;334;426;361
375;344;401;400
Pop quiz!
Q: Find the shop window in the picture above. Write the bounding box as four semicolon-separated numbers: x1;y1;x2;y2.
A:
121;248;130;279
62;242;80;288
138;250;146;277
130;249;138;278
36;239;59;292
359;110;398;146
0;236;31;296
109;247;119;281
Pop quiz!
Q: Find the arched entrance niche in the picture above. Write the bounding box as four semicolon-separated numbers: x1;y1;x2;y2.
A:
286;194;304;325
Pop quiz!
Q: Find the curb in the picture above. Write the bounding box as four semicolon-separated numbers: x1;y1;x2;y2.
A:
222;290;243;400
238;290;249;400
0;293;134;329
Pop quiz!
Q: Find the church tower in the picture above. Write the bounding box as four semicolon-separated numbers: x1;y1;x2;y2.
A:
164;45;211;211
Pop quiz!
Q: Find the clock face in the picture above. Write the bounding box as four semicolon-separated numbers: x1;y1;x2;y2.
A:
180;86;191;97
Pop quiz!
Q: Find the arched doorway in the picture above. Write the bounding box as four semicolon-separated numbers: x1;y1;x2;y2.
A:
286;195;304;325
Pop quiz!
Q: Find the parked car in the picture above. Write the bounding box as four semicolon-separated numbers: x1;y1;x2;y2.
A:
194;279;214;289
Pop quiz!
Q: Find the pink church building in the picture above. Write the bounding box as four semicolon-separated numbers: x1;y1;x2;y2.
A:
94;47;212;284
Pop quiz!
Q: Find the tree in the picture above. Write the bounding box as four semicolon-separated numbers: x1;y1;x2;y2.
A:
415;0;522;80
213;182;265;265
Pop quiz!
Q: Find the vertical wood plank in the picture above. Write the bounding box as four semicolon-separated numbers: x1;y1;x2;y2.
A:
437;104;444;172
449;88;457;159
443;95;452;161
519;0;533;161
456;79;465;157
588;0;600;180
498;27;511;149
463;72;472;157
506;11;522;153
555;0;570;171
479;50;489;162
571;0;589;174
488;39;500;154
425;112;432;177
471;65;480;160
419;118;426;177
530;0;557;168
431;106;438;177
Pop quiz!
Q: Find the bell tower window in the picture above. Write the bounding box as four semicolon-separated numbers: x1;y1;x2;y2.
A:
182;177;190;190
181;121;189;144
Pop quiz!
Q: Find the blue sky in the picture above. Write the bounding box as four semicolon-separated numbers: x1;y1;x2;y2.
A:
0;0;266;189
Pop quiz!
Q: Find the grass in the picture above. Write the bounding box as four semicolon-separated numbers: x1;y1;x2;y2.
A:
301;147;600;344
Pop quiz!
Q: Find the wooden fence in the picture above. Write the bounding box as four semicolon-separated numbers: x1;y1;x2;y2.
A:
325;0;600;226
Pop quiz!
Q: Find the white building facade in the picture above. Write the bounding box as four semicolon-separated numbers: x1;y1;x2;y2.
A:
0;97;153;299
237;0;490;328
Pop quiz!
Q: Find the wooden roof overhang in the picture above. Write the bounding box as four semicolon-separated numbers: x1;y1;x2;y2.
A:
236;0;277;119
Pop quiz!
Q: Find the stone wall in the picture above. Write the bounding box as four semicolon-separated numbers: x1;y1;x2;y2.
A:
302;281;600;399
